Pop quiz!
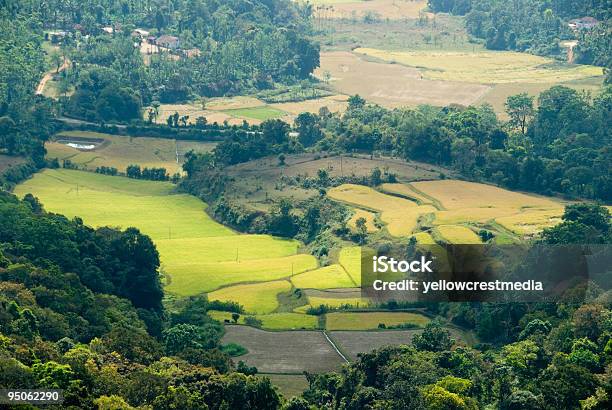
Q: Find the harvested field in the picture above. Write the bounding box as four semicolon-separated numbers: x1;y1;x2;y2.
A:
435;225;481;244
330;330;419;359
221;326;345;373
271;95;348;116
411;180;561;210
207;280;292;314
328;184;436;236
317;51;491;107
264;374;309;398
496;209;564;236
325;311;430;330
355;48;604;84
380;183;435;205
0;154;26;173
477;77;604;118
224;154;452;214
348;208;378;233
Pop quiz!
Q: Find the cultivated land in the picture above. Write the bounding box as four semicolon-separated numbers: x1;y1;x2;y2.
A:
208;281;292;314
291;264;356;289
221;326;345;373
309;0;428;20
316;51;491;107
14;169;317;298
224;153;454;213
435;225;481;244
328;179;566;241
150;94;349;127
45;131;216;174
325;311;430;330
328;184;437;236
355;48;604;84
348;208;378;233
313;6;605;113
328;327;477;360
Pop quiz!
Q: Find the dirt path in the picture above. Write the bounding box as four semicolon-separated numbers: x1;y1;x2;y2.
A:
36;58;69;95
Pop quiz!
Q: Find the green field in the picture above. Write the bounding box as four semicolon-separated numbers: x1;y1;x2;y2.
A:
222;106;287;121
291;264;356;289
325;311;430;331
14;169;317;297
208;311;319;330
208;280;292;314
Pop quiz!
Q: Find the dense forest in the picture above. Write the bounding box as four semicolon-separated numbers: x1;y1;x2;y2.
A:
0;10;58;189
428;0;611;79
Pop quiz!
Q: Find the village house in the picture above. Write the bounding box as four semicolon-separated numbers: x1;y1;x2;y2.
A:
131;28;150;39
568;17;599;31
46;30;68;44
156;35;180;50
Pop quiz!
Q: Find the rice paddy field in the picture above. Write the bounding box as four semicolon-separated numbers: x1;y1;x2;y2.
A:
348;208;378;233
14;169;318;302
435;225;481;244
328;184;436;236
291;264;356;289
328;180;566;241
355;48;604;84
45;131;215;174
325;311;430;331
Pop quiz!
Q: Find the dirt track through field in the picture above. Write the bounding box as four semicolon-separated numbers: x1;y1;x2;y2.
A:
36;58;69;95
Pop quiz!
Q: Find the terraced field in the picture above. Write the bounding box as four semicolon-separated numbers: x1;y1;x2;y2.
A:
330;180;566;241
328;184;436;236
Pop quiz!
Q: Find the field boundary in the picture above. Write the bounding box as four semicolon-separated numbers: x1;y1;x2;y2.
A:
323;331;349;363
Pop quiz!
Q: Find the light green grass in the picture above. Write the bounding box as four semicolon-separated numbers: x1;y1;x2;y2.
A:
325;311;430;330
14;169;315;296
209;310;318;330
207;281;292;314
161;253;317;294
291;264;355;289
223;106;287;121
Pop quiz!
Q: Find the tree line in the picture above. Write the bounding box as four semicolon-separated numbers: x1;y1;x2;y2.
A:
191;87;611;202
